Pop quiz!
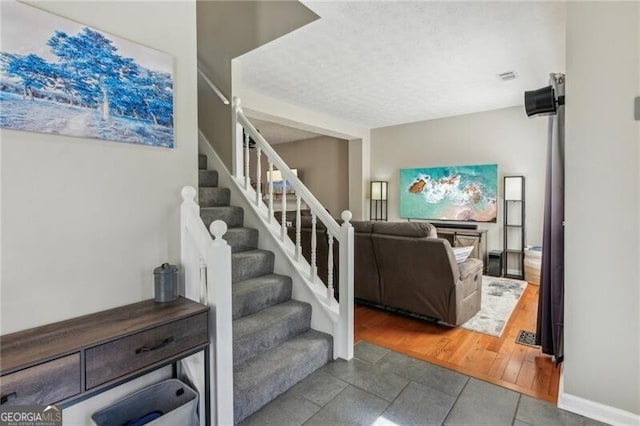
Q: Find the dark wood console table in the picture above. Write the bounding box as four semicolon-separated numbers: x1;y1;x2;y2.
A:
0;297;209;424
434;226;488;273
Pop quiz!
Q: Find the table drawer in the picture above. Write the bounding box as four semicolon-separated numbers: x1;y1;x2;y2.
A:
85;313;208;389
0;354;80;406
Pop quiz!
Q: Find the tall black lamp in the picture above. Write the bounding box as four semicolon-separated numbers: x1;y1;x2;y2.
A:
370;181;388;221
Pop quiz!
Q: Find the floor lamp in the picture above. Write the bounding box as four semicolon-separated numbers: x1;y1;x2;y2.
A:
370;181;388;221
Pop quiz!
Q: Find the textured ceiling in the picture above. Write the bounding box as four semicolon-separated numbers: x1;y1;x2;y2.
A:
236;1;566;129
247;117;322;144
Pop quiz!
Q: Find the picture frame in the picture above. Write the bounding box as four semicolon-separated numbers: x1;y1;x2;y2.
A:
399;164;498;222
0;2;175;148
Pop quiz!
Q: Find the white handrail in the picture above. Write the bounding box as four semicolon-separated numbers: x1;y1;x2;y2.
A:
233;99;341;238
197;66;230;105
231;97;354;360
180;186;233;426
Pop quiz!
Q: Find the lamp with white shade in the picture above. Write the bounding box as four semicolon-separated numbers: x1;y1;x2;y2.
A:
370;180;388;221
503;175;525;279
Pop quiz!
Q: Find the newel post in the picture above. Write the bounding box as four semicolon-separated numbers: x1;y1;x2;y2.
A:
336;210;354;360
206;220;234;426
180;186;199;230
232;96;244;180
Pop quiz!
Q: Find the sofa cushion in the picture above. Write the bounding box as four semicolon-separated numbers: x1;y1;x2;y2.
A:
372;221;437;238
351;220;374;234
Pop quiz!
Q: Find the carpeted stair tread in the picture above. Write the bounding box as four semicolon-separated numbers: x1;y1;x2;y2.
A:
234;329;333;424
190;168;333;424
233;300;311;367
201;206;244;228
199;170;218;187
232;249;274;283
224;227;259;253
198;154;207;171
232;274;292;319
199;187;231;207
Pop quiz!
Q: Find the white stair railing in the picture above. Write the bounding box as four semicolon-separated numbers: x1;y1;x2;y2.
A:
232;97;354;360
180;186;233;426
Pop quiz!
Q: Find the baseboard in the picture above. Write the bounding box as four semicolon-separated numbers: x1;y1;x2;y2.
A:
558;372;640;426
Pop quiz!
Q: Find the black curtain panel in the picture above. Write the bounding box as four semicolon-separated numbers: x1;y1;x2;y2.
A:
536;74;565;363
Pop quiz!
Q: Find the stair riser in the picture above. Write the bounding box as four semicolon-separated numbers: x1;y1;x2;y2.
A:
234;332;333;423
225;228;259;253
201;207;244;229
198;155;207;171
199;170;218;187
234;304;310;367
199;187;231;207
233;276;292;320
232;252;274;283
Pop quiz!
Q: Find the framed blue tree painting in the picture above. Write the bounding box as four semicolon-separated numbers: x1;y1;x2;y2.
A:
0;2;174;148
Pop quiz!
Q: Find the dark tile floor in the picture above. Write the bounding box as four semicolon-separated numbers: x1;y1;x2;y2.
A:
240;341;607;426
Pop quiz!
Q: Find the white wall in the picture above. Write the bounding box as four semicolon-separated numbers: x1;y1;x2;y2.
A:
562;1;639;421
370;106;547;251
0;0;198;331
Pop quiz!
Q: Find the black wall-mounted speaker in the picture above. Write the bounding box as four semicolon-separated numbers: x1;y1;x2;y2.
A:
524;85;557;117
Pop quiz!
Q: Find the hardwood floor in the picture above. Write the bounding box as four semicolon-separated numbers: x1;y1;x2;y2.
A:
354;283;561;403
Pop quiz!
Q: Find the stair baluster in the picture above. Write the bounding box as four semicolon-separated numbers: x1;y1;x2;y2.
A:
295;195;302;262
311;213;317;282
327;234;334;301
268;161;274;223
280;177;287;242
244;132;250;190
255;147;262;206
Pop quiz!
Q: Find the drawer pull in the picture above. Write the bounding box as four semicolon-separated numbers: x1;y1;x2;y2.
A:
1;392;17;405
135;336;174;354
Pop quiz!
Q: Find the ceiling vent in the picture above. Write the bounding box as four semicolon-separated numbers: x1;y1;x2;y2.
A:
498;71;518;81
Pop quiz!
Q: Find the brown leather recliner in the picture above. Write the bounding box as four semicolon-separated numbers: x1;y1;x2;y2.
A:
350;221;381;304
282;215;482;326
368;222;483;325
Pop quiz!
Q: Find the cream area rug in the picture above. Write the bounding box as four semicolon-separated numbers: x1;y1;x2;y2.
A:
461;276;528;337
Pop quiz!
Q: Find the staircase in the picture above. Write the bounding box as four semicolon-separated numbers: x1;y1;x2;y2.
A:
198;154;333;424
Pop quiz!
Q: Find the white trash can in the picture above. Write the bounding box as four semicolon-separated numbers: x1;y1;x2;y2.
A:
524;246;542;285
91;379;198;426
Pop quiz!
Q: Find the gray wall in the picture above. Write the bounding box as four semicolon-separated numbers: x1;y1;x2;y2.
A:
197;1;318;171
197;1;257;170
370;106;547;251
0;0;198;334
273;136;349;216
563;1;639;416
